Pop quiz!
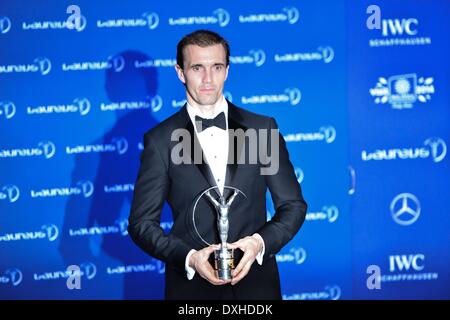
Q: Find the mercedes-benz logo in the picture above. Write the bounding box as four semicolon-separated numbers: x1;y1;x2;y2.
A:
390;193;421;226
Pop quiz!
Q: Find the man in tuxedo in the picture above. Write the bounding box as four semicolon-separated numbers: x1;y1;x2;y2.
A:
128;29;307;300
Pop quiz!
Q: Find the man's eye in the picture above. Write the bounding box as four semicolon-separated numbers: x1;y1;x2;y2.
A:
215;65;222;71
192;66;200;71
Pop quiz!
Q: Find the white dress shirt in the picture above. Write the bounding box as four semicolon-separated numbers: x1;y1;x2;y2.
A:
184;96;265;280
187;96;229;195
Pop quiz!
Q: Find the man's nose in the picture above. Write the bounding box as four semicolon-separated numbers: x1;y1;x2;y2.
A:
203;69;212;83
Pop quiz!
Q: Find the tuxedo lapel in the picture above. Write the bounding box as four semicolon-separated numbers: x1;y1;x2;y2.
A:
224;102;248;199
177;106;220;197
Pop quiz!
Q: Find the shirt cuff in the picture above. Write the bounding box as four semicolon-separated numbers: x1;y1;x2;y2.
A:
185;249;197;280
252;233;265;265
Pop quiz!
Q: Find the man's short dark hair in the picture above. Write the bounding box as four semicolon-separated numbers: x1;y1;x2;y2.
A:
176;29;230;69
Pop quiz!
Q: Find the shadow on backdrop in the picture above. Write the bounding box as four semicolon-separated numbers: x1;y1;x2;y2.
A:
59;50;172;299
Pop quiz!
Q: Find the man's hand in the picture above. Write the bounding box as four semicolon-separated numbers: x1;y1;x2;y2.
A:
189;245;231;285
229;235;263;285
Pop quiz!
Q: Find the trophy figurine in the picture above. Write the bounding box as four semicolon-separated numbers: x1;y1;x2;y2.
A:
205;189;239;280
192;186;246;280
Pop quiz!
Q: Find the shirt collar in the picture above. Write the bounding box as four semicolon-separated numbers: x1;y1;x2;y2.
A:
186;96;228;129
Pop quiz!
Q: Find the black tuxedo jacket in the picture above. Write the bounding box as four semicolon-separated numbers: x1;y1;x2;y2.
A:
128;101;307;299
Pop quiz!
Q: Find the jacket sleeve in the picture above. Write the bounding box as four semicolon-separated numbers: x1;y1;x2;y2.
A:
257;117;307;259
128;132;191;271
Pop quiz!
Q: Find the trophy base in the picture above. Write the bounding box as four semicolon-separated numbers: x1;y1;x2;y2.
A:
214;248;234;281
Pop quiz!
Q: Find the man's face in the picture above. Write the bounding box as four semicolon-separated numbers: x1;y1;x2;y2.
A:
175;44;229;108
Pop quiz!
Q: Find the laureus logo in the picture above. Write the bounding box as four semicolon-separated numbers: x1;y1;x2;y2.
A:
319;126;337;143
424;137;447;163
34;57;52;75
116;219;129;236
76;180;95;198
0;16;11;34
150;95;163;112
80;262;97;280
249;49;266;67
41;224;59;241
108;55;125;72
285;88;302;106
4;268;23;286
74;98;91;116
112;137;129;155
283;7;300;24
0;101;16;119
38;141;56;159
142;12;159;30
0;185;20;203
213;8;230;27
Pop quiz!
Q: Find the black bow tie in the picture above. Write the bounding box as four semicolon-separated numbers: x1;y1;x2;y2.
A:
194;112;226;132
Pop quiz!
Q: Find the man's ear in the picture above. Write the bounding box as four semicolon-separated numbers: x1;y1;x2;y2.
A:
175;64;186;84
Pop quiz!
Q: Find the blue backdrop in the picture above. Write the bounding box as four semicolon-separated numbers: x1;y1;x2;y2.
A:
0;0;448;299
